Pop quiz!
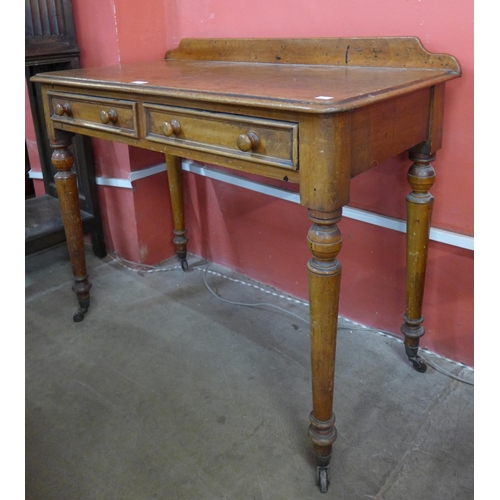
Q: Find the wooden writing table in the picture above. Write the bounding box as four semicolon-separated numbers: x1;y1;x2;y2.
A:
32;38;460;493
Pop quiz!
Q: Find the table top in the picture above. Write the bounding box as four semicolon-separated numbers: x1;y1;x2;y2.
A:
32;37;461;113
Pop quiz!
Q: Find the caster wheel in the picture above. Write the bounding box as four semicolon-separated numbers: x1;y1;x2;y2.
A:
317;467;330;493
181;259;189;272
409;356;427;373
73;309;85;322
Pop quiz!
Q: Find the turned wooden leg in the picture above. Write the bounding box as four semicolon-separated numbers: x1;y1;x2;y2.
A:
165;155;189;271
51;136;91;322
307;209;342;493
401;150;436;372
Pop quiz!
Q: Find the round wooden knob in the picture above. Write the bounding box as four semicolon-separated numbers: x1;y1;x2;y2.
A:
237;131;260;152
55;103;72;116
163;119;182;137
100;109;118;124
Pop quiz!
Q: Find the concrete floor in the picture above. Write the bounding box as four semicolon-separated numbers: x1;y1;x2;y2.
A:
25;244;474;500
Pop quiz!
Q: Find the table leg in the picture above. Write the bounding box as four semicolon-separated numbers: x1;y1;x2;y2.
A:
307;208;342;493
51;136;91;322
401;150;436;372
165;154;188;271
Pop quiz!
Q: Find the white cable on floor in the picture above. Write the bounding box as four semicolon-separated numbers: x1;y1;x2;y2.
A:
200;264;310;326
417;354;474;385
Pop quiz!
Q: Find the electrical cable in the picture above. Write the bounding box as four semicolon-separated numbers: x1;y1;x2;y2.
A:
200;264;310;326
415;354;474;385
109;253;474;386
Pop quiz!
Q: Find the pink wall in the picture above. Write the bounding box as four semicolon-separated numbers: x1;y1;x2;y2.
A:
26;0;474;366
71;0;170;263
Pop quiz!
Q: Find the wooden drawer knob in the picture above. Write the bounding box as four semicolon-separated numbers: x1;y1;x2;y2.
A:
237;131;260;152
100;109;118;124
163;119;182;136
55;103;72;116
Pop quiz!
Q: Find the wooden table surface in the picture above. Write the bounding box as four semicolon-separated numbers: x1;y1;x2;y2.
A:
34;57;458;112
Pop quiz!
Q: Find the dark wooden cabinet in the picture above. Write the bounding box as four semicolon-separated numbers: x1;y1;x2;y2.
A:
25;0;106;257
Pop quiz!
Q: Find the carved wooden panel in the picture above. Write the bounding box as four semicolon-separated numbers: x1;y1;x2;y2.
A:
25;0;79;62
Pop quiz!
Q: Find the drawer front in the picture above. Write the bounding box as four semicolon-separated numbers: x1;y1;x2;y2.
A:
144;104;298;170
48;92;138;138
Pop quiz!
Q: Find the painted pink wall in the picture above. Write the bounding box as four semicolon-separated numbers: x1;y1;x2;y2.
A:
70;0;171;263
26;0;474;366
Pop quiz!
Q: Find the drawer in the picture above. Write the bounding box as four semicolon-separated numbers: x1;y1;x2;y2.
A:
144;104;298;170
48;91;138;138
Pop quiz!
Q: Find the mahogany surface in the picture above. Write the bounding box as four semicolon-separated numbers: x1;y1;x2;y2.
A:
32;57;457;112
31;37;460;493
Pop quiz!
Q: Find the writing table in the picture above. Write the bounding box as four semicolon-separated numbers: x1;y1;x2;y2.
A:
32;38;460;493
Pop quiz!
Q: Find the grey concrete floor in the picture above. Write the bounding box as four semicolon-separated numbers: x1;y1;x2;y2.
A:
25;244;474;500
